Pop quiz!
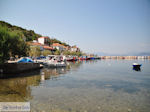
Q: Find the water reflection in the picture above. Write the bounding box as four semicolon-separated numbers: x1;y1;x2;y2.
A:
0;75;38;102
0;61;83;102
133;66;141;71
67;61;83;70
40;67;68;81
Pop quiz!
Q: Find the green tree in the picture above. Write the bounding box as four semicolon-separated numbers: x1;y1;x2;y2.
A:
0;26;11;63
42;50;52;56
0;25;29;63
8;32;29;57
50;38;69;46
28;46;41;57
54;50;60;55
62;50;82;56
63;51;70;55
75;51;82;56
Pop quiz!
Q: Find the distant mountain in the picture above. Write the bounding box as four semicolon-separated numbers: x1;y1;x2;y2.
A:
95;52;150;56
95;52;126;56
134;52;150;56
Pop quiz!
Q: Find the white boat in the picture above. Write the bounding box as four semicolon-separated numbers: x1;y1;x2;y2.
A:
43;55;67;67
34;58;47;64
132;63;142;67
44;61;66;67
132;63;142;71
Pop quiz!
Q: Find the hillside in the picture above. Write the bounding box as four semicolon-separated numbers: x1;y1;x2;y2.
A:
0;21;42;41
0;21;69;46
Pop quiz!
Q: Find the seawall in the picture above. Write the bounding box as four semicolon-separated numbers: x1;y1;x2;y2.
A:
0;63;42;74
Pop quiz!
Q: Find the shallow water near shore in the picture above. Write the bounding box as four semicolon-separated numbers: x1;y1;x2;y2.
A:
0;59;150;112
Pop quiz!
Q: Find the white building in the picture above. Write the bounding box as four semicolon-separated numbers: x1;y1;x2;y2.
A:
71;46;80;52
52;43;65;51
38;37;50;45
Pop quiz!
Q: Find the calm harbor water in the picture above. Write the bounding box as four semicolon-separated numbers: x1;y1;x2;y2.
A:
0;59;150;112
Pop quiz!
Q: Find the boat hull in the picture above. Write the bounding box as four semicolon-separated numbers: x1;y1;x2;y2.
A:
132;65;141;68
67;59;77;61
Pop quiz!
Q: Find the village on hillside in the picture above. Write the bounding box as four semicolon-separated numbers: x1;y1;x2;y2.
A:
29;36;80;56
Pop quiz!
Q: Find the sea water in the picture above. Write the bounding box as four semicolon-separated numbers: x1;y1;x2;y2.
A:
0;59;150;112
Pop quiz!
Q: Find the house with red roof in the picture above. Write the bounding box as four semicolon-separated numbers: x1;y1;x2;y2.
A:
70;45;80;52
29;36;54;51
52;43;67;51
30;42;44;51
43;45;54;51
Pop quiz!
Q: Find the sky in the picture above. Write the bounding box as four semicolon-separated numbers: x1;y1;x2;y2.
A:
0;0;150;55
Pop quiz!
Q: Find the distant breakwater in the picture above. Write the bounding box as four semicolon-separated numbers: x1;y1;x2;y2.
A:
99;56;150;59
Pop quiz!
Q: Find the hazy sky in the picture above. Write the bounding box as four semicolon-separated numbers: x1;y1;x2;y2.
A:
0;0;150;55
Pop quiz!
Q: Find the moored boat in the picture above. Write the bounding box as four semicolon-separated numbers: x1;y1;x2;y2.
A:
44;61;66;67
89;57;95;60
43;55;67;67
0;57;42;74
67;57;78;61
132;63;142;71
132;63;142;68
79;56;90;60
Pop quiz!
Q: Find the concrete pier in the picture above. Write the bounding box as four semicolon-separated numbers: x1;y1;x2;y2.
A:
0;63;42;74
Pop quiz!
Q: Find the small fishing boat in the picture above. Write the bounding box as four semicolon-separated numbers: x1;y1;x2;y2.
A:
43;55;67;67
67;57;77;61
79;56;90;60
133;63;141;71
89;57;95;60
132;63;142;68
44;61;66;67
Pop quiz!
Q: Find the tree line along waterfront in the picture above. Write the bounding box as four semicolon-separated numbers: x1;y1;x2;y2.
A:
0;21;83;63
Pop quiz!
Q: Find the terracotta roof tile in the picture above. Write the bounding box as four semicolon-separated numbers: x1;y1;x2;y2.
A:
52;43;63;46
30;42;42;46
43;45;54;50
